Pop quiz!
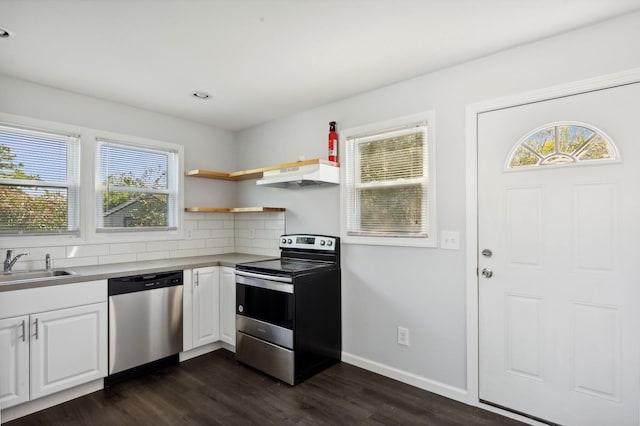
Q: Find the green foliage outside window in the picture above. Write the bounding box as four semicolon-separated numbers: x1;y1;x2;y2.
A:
0;145;68;233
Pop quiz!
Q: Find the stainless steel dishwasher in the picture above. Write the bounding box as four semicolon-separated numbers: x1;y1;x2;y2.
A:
108;270;183;378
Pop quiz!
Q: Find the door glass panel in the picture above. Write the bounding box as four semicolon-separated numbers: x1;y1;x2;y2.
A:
507;123;617;169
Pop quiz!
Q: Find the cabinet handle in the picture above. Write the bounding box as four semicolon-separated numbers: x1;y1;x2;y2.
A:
34;318;39;340
21;320;26;342
195;270;199;286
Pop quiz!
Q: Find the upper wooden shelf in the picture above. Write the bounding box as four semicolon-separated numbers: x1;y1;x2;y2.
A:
185;158;339;181
184;207;286;213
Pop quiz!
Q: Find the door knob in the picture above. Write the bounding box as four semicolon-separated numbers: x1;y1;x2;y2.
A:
481;268;493;278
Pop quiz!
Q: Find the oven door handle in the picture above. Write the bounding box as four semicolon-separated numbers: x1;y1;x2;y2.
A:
235;270;293;283
236;273;294;294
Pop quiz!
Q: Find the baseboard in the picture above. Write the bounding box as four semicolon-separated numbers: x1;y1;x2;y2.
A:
1;379;103;423
219;341;236;353
341;352;468;404
179;341;224;362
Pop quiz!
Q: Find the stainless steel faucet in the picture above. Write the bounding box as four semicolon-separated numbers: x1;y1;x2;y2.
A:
3;250;30;273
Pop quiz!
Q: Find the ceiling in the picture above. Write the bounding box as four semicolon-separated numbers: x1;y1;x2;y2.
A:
1;1;639;131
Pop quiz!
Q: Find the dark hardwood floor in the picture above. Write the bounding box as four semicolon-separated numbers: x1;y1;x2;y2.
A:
6;349;523;425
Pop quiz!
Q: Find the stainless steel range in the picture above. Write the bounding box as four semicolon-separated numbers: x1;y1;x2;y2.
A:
235;234;341;385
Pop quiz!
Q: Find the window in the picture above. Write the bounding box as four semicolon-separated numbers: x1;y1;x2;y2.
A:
96;138;178;232
0;123;79;235
342;111;436;247
507;122;618;169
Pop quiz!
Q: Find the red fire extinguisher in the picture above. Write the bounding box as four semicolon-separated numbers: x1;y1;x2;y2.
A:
328;121;338;163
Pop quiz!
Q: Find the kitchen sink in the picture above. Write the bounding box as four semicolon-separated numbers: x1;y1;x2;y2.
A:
0;269;76;285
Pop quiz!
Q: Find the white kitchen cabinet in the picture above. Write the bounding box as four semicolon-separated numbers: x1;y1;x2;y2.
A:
186;266;220;349
0;280;107;410
219;267;236;346
30;303;107;400
0;315;29;408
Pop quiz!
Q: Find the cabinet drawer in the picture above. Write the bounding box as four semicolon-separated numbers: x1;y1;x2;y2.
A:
0;280;107;319
236;331;294;385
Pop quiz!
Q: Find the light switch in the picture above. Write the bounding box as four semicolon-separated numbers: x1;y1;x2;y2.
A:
441;231;460;250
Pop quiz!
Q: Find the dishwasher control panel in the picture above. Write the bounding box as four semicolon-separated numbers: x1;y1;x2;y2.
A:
108;270;183;296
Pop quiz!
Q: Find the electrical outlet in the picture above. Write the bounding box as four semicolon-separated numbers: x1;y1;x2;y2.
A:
397;326;410;346
440;230;460;250
249;229;255;239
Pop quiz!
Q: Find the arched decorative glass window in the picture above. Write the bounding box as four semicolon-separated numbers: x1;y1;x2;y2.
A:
507;122;618;169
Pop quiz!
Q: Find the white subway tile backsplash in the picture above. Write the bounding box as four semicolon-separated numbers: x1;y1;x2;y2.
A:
110;242;147;255
206;238;231;248
236;229;250;239
198;220;224;230
251;239;271;249
0;211;285;269
170;249;200;258
189;229;211;239
235;238;250;248
99;253;134;265
66;244;109;258
197;247;224;256
146;240;178;252
255;229;278;240
217;229;235;238
137;251;171;262
178;239;206;250
55;256;100;268
265;220;286;230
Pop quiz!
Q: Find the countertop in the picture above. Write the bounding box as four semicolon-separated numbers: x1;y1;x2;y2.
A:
0;253;276;293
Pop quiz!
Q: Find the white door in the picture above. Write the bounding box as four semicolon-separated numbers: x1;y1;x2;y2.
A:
478;83;640;425
219;267;236;347
0;315;29;409
30;303;107;400
192;266;220;347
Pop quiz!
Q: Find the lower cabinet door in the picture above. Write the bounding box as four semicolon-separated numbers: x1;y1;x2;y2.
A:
0;315;29;409
30;303;107;400
219;267;236;346
192;267;220;347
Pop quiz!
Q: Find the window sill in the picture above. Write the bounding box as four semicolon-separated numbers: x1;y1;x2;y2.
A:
341;234;437;248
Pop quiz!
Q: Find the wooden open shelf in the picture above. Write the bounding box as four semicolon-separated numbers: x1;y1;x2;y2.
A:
185;158;339;181
184;159;337;213
184;207;285;213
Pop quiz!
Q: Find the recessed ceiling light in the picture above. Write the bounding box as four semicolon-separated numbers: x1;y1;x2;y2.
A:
192;91;210;100
0;27;11;38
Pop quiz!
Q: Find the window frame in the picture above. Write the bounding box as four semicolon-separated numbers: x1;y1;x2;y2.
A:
95;137;180;233
0;120;81;237
340;111;437;248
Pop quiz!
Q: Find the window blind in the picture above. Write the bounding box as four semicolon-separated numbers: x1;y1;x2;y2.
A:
0;123;79;235
96;138;177;231
345;122;428;237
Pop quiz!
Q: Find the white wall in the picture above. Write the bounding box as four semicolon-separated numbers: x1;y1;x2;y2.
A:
236;11;640;393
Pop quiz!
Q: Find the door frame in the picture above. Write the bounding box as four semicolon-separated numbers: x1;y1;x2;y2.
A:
464;67;640;421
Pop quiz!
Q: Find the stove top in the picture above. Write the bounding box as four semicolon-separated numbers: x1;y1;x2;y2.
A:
236;258;336;277
236;234;340;278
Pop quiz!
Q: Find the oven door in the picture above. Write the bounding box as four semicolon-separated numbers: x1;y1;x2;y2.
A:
235;270;294;349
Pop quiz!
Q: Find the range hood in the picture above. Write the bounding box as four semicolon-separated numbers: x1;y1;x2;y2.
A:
256;160;339;188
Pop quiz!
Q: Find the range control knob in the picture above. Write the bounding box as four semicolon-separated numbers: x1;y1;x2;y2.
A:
287;239;293;244
327;240;333;246
281;238;287;244
320;240;326;246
